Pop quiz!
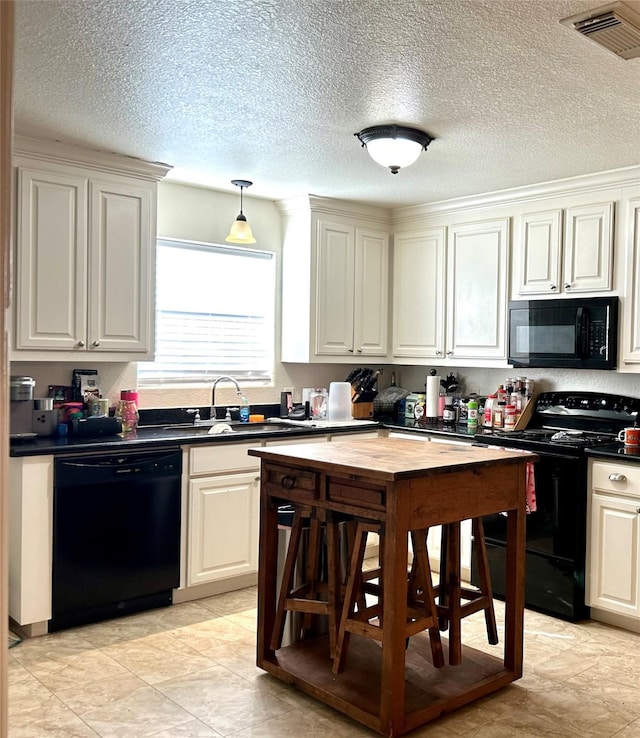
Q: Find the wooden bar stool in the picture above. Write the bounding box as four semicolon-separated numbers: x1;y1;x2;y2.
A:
270;505;341;657
332;520;444;674
414;518;498;666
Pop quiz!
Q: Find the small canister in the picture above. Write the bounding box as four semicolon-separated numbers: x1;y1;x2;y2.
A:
10;376;35;402
504;404;517;430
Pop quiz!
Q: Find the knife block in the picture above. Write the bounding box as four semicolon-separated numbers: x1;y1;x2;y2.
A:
351;402;373;419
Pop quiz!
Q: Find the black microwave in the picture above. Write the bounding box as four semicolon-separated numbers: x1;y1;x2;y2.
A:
508;297;619;369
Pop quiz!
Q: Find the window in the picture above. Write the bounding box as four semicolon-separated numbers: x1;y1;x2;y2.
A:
138;238;276;386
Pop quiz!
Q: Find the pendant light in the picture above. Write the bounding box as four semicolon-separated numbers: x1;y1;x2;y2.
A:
354;124;434;174
225;179;256;244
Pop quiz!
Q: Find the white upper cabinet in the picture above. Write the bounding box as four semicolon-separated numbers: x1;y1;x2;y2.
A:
11;137;169;361
279;197;391;363
516;202;614;296
446;218;509;360
620;187;640;367
392;218;509;364
392;228;445;359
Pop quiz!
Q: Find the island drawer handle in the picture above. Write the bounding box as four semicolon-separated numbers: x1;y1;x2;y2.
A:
280;475;297;490
608;473;627;482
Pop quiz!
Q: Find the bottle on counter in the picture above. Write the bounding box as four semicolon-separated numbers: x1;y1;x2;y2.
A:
467;398;478;430
240;395;250;423
493;401;505;429
496;384;506;405
443;396;456;425
483;394;496;428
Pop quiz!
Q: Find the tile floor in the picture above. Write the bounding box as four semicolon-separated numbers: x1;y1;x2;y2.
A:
8;586;640;737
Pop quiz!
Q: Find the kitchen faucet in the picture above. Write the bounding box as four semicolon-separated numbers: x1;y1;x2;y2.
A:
211;375;242;419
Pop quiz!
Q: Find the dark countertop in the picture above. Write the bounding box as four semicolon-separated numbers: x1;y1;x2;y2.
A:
586;444;640;463
9;421;383;458
9;415;480;459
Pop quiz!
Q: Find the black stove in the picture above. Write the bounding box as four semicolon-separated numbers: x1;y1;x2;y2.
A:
477;391;640;455
472;391;640;621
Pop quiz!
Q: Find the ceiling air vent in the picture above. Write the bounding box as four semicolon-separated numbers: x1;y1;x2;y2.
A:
560;1;640;59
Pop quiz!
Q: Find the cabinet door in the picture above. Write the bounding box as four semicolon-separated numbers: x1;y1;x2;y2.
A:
563;202;613;293
392;228;445;358
516;210;562;295
315;220;355;355
589;492;640;617
621;193;640;365
188;472;260;586
447;219;509;359
14;168;88;350
353;228;389;356
88;179;153;353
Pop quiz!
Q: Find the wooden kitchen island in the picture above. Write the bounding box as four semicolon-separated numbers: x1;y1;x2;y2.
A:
249;438;533;737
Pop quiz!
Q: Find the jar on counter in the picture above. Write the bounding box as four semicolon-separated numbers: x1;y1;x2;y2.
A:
115;399;139;433
483;394;496;428
493;401;505;429
504;404;517;430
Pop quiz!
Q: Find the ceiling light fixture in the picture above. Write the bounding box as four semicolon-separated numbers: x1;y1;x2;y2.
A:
354;124;434;174
225;179;256;244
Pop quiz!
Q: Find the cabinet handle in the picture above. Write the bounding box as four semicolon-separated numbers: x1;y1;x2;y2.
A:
636;508;640;515
280;475;297;490
550;284;557;291
435;350;443;356
348;348;354;353
77;340;85;347
356;348;362;353
92;340;100;347
608;473;627;482
564;283;571;290
446;350;453;356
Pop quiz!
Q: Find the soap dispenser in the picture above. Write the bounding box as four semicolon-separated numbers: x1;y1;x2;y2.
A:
240;395;250;423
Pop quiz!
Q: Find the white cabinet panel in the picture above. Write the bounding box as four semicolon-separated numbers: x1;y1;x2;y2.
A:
515;202;613;296
588;460;640;619
12;143;167;361
620;191;640;366
9;456;54;625
279;198;390;363
392;229;445;358
563;202;614;293
15;168;88;350
446;218;509;360
188;472;259;586
315;221;355;355
517;209;562;295
88;179;153;352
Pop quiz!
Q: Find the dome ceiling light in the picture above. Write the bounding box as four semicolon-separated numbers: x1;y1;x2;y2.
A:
225;179;256;244
354;124;434;174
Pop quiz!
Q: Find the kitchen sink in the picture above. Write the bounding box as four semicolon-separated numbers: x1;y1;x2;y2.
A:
158;421;293;435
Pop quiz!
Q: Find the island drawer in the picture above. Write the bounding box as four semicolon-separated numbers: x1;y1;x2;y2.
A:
262;464;319;501
327;478;386;512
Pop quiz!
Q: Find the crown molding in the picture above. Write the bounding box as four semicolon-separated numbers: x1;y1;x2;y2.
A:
13;135;172;181
393;164;640;225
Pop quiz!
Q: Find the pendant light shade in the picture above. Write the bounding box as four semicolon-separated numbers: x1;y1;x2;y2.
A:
355;124;434;174
226;179;256;244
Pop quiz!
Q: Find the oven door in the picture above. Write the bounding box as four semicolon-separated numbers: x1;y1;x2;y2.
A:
473;449;589;620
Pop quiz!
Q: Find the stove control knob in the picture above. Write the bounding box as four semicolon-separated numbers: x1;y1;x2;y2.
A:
609;473;627;482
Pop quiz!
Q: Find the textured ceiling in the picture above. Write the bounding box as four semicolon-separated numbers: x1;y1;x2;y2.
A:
13;0;640;208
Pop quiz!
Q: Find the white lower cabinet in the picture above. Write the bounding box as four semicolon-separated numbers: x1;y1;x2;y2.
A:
186;442;261;587
9;456;54;628
588;460;640;619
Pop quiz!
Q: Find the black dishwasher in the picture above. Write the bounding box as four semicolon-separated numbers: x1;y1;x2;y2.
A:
51;448;182;632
